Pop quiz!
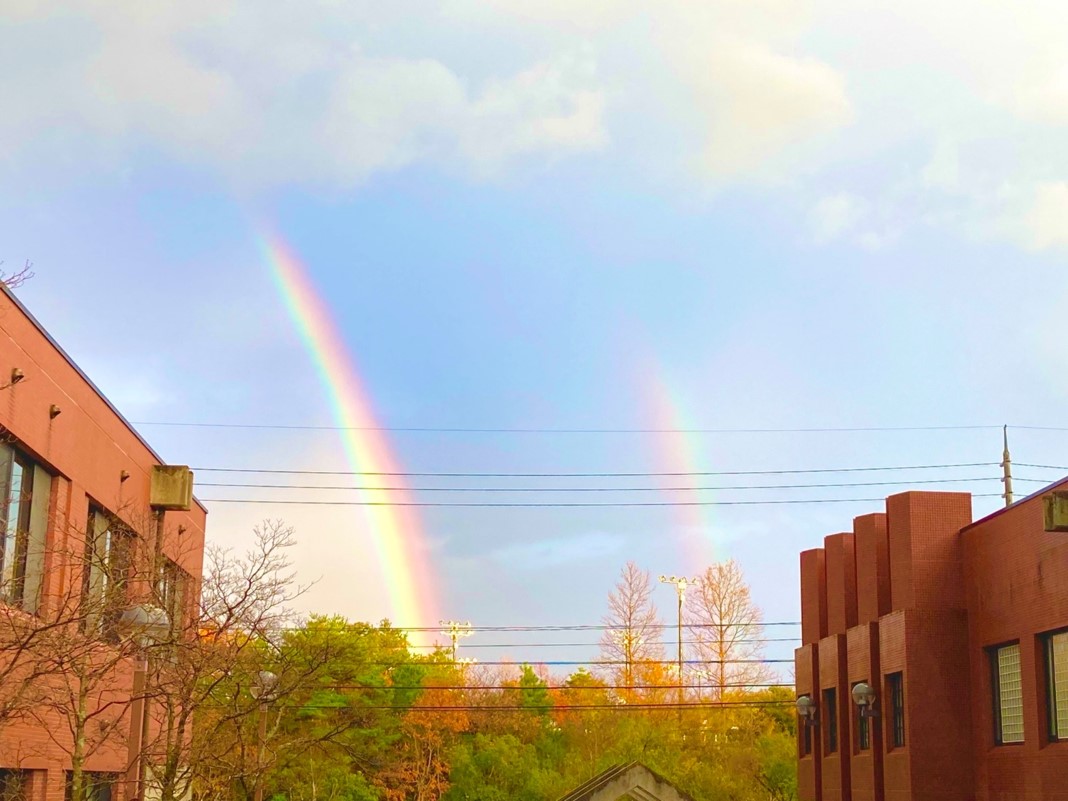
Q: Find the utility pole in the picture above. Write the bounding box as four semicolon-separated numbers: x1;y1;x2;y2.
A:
659;575;696;709
1001;425;1014;508
439;619;474;662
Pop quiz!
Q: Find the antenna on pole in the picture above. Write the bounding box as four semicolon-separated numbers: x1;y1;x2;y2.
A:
1001;425;1013;508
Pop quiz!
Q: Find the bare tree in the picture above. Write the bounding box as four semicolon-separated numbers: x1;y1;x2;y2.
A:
143;519;323;801
16;506;161;801
598;562;664;700
0;261;33;290
685;560;774;702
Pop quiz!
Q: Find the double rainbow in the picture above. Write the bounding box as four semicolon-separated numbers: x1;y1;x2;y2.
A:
261;234;439;631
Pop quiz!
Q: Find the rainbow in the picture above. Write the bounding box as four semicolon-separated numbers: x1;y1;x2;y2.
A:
642;366;719;570
259;233;439;633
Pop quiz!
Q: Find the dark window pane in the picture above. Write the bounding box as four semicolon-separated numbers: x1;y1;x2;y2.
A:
887;672;905;748
823;688;837;754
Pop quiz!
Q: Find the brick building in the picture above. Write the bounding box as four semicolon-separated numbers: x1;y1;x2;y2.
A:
794;487;1068;801
0;286;206;801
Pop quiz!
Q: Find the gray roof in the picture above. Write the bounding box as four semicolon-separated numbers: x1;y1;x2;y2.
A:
556;762;696;801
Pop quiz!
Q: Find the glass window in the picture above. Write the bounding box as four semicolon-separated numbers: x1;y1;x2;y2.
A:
857;686;871;751
83;509;134;634
65;772;117;801
799;717;811;756
156;558;185;630
887;672;905;748
0;447;34;604
1045;631;1068;741
823;688;837;754
0;770;29;801
992;643;1025;744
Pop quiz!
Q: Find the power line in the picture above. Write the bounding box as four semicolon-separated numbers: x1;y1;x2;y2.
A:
316;683;794;691
296;659;793;666
195;475;1004;493
192;461;999;478
405;638;801;649
290;622;800;632
134;420;1005;434
199;493;1006;508
272;700;794;711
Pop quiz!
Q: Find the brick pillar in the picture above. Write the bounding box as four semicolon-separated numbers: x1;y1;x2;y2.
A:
825;534;857;636
854;513;890;625
801;549;828;646
887;492;971;612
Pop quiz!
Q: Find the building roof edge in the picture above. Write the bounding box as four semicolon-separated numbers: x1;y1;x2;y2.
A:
1;284;208;516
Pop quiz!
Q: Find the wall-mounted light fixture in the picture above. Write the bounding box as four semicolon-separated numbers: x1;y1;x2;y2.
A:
49;404;61;419
796;694;819;726
851;682;879;718
10;368;24;384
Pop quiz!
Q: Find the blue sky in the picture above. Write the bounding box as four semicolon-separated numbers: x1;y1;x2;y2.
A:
4;0;1068;667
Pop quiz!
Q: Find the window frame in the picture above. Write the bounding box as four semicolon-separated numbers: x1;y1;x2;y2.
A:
1043;629;1068;742
823;687;838;754
886;672;905;749
990;642;1025;746
82;507;136;635
0;447;35;606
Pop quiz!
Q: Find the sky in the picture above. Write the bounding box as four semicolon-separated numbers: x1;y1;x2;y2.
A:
3;0;1068;668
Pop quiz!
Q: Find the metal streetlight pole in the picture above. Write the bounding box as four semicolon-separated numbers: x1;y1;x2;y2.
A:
659;575;696;710
251;670;279;801
119;604;171;801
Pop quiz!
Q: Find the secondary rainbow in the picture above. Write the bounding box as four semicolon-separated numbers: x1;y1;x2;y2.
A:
260;233;439;632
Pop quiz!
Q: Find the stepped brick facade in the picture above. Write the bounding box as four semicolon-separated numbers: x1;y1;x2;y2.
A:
0;286;207;801
795;487;1068;801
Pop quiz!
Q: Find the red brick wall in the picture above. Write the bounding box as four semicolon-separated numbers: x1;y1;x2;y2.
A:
847;623;884;801
802;548;829;646
887;492;971;612
902;609;974;801
826;534;858;636
962;491;1068;801
0;290;208;799
854;514;890;625
820;634;851;801
797;643;822;801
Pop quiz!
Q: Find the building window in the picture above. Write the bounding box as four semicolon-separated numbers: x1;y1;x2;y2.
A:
823;688;837;754
0;770;29;801
887;672;905;748
1044;630;1068;741
0;444;51;611
156;557;186;630
65;772;118;801
992;643;1025;745
83;508;134;634
800;717;812;756
857;689;871;751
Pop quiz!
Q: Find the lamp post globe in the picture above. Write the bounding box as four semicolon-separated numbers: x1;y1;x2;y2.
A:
851;681;876;708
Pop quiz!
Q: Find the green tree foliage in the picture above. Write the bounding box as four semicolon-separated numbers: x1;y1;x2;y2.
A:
199;559;797;801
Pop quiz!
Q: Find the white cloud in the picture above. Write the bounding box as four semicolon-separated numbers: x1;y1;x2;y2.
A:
1022;182;1068;250
809;192;869;243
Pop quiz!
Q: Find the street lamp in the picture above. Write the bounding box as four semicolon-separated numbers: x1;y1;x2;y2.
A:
851;682;878;718
659;575;696;708
118;603;171;801
795;694;818;726
251;670;279;801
